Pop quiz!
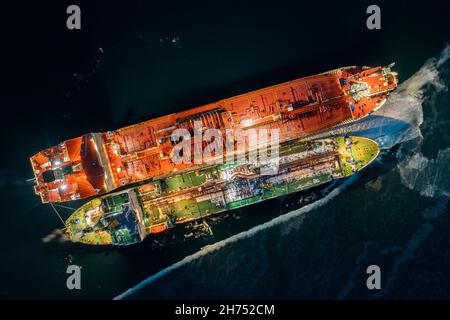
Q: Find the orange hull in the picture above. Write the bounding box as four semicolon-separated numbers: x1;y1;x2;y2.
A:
30;65;397;203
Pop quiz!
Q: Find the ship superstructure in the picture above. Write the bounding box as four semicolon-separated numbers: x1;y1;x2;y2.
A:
31;65;396;203
65;136;380;246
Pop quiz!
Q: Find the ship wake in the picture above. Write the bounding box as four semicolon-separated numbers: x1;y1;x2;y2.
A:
393;45;450;199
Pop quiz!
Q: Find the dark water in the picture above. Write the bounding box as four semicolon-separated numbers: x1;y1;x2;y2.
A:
1;1;450;299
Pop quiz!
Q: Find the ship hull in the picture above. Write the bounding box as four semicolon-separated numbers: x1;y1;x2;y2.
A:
31;66;396;203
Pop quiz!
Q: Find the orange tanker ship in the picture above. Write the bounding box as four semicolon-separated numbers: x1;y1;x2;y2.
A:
30;65;397;203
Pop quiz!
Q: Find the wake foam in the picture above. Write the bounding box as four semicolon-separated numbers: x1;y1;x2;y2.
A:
399;148;450;198
114;176;357;299
394;45;450;198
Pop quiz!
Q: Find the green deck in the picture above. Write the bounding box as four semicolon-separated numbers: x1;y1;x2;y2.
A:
197;200;222;215
104;193;129;212
163;169;212;193
336;137;379;176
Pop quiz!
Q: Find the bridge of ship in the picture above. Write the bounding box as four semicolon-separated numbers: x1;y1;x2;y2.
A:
31;134;110;202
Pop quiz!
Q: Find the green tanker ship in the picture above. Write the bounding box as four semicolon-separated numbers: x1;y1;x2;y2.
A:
65;136;379;246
